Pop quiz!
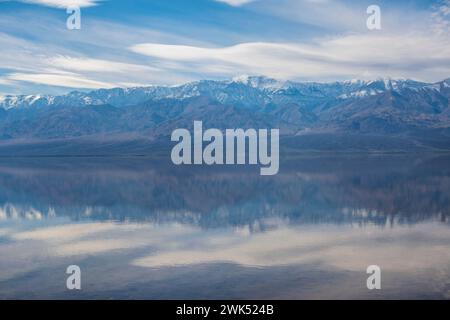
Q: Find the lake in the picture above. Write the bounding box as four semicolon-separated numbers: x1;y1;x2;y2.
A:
0;154;449;299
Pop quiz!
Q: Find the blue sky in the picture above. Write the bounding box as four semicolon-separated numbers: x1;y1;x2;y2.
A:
0;0;449;95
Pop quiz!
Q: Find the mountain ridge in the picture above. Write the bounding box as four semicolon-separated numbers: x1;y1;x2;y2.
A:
0;75;449;154
1;76;449;110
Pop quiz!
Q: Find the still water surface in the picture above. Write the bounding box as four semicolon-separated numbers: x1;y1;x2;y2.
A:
0;155;449;299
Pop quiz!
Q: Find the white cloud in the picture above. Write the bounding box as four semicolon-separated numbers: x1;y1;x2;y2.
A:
1;0;449;93
47;56;160;73
0;79;15;86
250;0;436;35
214;0;256;7
18;0;103;8
7;72;117;89
9;220;197;258
0;228;13;236
130;32;450;82
13;222;119;241
0;12;197;94
4;218;450;275
132;222;450;271
2;217;450;298
431;0;450;34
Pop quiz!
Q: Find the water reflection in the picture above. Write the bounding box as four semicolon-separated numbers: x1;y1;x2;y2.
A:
0;155;449;299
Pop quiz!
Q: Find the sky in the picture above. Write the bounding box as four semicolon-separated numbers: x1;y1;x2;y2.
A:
0;0;449;95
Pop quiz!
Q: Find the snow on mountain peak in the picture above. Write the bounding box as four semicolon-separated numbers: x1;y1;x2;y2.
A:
1;76;448;110
231;75;285;90
232;74;252;83
442;78;450;87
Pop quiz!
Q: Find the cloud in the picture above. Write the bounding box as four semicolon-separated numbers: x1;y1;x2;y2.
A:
132;222;450;271
251;0;441;35
7;72;117;89
13;222;118;241
1;0;449;94
9;220;197;257
0;79;15;86
0;228;13;236
16;0;103;8
47;56;160;73
130;31;450;82
0;10;196;94
431;0;450;34
2;216;450;298
4;218;450;274
214;0;256;6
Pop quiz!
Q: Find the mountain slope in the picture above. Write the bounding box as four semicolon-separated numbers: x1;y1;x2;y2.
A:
0;76;449;154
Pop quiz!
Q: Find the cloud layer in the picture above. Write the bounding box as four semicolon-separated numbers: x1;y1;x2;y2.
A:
0;0;449;94
130;31;450;82
214;0;256;7
18;0;102;8
1;216;450;299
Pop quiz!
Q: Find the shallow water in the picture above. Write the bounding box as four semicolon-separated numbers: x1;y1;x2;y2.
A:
0;154;449;299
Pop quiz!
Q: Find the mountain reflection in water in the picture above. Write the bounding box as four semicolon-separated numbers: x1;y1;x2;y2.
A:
0;154;449;299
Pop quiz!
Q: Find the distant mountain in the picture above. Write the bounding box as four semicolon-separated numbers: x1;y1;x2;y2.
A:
0;76;449;154
2;76;449;110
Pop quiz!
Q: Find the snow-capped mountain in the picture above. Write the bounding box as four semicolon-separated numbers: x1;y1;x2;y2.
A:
0;75;449;153
1;76;448;110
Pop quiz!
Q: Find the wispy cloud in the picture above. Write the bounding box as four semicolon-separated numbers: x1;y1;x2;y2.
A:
130;31;450;82
132;222;450;271
431;0;450;34
15;0;104;8
1;0;449;93
0;10;194;93
214;0;256;7
3;218;450;284
7;72;117;89
47;56;160;73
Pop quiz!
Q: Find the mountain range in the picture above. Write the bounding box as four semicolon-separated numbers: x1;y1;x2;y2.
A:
0;75;450;155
